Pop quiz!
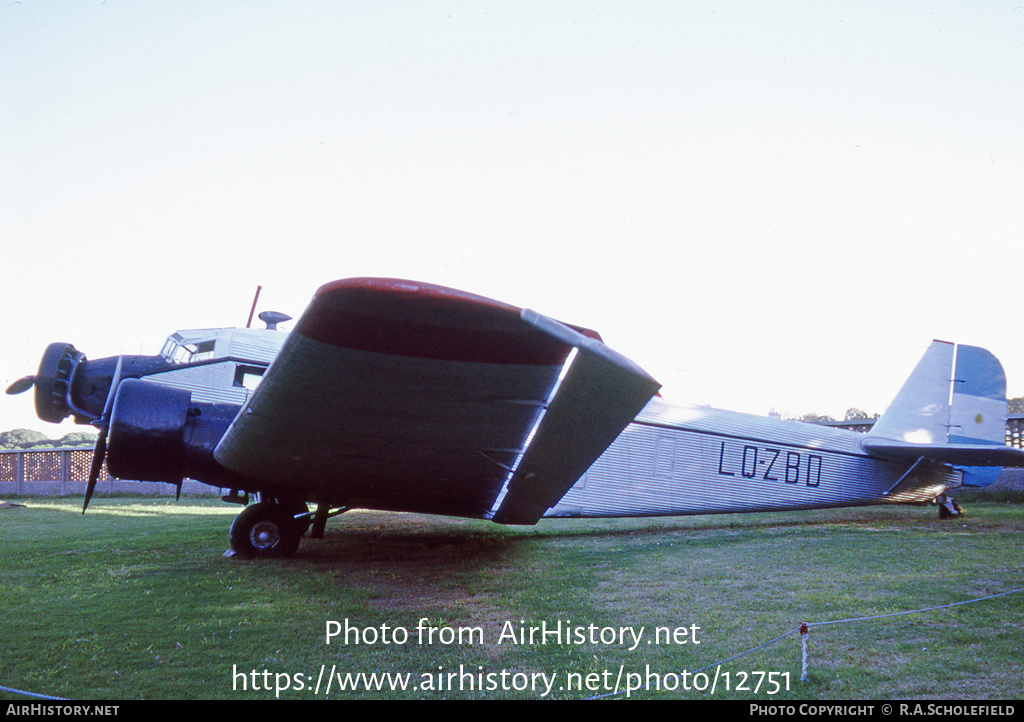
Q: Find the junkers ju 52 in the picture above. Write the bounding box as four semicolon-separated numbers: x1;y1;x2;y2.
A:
9;278;1023;558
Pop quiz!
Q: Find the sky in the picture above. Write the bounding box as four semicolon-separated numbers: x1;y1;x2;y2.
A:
3;1;1024;438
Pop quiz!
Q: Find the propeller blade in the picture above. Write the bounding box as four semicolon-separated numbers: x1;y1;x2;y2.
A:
5;376;35;395
83;355;123;514
99;355;124;421
83;434;106;513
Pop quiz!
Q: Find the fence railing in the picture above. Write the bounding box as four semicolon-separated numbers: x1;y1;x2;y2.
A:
0;446;217;497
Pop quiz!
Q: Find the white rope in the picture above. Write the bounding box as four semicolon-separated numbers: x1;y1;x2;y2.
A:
798;586;1024;683
807;586;1024;629
0;684;69;700
586;585;1024;699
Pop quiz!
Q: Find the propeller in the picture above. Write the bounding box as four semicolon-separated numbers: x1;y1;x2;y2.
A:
83;355;123;513
5;376;36;395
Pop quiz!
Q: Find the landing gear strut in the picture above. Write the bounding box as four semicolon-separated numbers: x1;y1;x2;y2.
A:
936;494;964;520
229;500;308;558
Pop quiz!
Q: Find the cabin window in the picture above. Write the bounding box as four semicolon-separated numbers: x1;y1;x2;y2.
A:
234;364;266;391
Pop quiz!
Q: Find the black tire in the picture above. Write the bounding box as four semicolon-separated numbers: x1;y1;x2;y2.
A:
229;502;303;558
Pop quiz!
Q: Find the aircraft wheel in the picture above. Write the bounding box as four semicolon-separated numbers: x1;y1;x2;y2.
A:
229;502;303;558
936;495;963;520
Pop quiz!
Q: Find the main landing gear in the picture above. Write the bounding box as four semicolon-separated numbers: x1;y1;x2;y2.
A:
228;500;310;558
936;494;964;520
226;497;349;558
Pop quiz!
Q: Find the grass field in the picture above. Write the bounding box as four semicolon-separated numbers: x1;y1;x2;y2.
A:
1;495;1021;700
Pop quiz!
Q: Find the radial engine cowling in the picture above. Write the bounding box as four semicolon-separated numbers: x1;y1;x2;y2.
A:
34;342;86;424
106;379;191;484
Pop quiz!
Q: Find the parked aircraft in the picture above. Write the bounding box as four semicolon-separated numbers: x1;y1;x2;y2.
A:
8;278;1024;557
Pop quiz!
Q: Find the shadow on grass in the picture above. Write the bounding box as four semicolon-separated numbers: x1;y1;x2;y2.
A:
279;504;955;575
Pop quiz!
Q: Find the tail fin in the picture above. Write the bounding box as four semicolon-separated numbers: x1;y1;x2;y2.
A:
863;340;1024;470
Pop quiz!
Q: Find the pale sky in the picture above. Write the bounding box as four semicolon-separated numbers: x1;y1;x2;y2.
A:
3;1;1024;437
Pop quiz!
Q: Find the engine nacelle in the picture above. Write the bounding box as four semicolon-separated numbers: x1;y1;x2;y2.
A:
107;379;190;483
106;378;250;487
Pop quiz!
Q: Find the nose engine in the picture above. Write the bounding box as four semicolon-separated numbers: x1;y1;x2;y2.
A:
7;342;240;509
35;342;94;423
7;343;178;426
9;340;247;510
6;343;125;509
4;342;103;424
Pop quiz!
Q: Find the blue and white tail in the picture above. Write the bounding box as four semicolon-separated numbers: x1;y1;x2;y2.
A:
863;340;1024;482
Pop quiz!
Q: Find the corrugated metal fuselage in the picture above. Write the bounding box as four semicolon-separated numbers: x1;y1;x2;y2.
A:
545;399;957;519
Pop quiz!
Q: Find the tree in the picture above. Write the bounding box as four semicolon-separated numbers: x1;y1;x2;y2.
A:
844;408;878;421
798;412;836;423
0;429;98;450
0;429;50;450
55;432;99;447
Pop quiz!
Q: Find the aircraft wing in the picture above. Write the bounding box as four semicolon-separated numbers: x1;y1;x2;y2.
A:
213;278;660;523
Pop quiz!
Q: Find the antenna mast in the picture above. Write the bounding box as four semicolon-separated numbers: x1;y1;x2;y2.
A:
246;285;262;328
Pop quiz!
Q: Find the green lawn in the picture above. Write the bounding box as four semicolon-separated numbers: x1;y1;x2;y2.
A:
1;497;1021;700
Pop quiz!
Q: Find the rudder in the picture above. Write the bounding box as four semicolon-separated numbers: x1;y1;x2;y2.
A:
947;344;1008;446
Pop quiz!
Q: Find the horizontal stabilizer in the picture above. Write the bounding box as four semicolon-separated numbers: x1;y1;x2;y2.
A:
491;310;661;525
862;437;1024;467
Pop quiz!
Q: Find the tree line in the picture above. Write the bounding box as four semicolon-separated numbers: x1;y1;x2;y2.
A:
0;429;98;450
795;396;1024;424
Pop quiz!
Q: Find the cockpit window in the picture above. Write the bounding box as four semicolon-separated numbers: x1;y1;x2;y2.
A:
185;340;216;362
160;339;177;360
163;339;217;364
